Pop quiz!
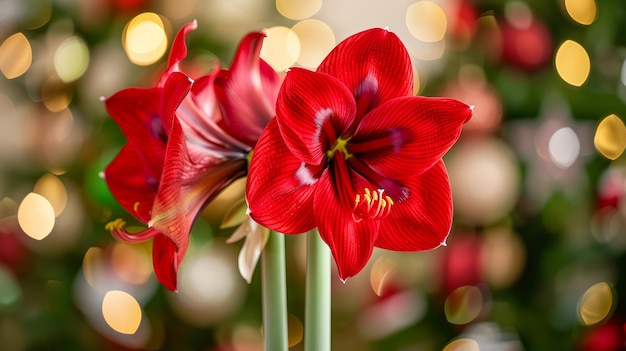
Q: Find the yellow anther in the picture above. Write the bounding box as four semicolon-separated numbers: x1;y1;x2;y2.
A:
133;201;140;212
364;188;372;203
352;187;394;222
105;218;126;232
386;196;394;206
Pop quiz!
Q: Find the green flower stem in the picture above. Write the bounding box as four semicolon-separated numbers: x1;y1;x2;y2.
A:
261;230;288;351
305;229;331;351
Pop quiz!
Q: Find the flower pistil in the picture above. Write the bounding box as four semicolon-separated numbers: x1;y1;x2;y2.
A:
327;136;353;159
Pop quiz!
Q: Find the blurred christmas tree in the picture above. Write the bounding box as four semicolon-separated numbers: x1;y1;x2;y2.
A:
1;0;626;350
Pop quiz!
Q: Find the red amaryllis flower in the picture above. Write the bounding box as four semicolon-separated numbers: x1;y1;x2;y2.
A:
246;28;472;281
103;21;280;290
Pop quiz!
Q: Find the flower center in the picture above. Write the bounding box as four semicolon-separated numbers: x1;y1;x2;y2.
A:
352;187;394;222
327;137;353;159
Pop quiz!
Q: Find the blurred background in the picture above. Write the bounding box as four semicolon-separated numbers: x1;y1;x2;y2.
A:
1;0;625;350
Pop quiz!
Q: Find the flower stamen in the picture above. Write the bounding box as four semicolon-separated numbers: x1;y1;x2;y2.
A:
352;187;394;222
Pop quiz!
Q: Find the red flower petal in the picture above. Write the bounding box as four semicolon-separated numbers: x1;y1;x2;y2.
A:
352;96;472;180
376;160;452;251
149;120;247;290
161;71;195;135
104;87;166;175
159;20;198;86
246;118;318;233
317;28;413;116
152;233;181;291
104;144;158;223
215;31;281;148
178;73;251;155
314;170;379;281
151;120;247;247
276;68;356;166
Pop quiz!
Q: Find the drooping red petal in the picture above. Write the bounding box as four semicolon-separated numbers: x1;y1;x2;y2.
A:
276;68;356;166
215;31;281;148
158;20;198;86
104;144;158;223
152;233;182;291
351;96;472;180
313;170;379;281
246;118;318;234
376;160;452;251
317;28;413;116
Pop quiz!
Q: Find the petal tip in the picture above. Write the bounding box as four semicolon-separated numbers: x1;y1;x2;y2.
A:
463;104;474;123
99;96;105;102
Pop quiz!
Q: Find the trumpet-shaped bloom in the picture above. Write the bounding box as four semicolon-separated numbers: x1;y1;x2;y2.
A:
246;28;472;280
104;21;280;290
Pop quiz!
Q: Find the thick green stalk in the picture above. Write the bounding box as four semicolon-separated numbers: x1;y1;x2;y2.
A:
305;229;331;351
261;231;288;351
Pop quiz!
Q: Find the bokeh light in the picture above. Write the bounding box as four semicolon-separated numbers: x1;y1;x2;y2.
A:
443;338;480;351
54;36;89;83
110;242;153;285
548;127;580;169
444;285;484;325
276;0;322;20
168;242;246;326
481;228;526;289
22;0;52;29
412;40;446;61
0;32;32;79
358;287;426;339
555;40;590;87
41;76;73;112
259;26;300;72
498;5;553;72
17;192;55;240
123;12;168;66
102;290;142;334
370;256;397;296
578;282;614;326
34;173;67;217
82;247;104;288
287;313;304;347
441;65;503;134
406;1;447;43
291;19;335;68
594;114;626;160
564;0;596;25
447;138;520;226
0;265;21;307
230;323;264;350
